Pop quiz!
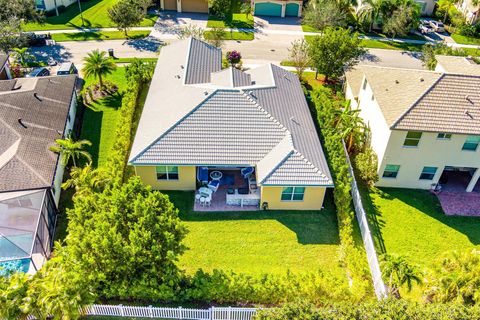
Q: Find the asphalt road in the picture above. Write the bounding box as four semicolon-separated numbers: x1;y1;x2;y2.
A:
29;35;425;72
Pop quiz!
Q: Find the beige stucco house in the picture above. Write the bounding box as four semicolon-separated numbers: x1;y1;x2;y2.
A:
456;0;480;24
129;38;333;211
345;63;480;193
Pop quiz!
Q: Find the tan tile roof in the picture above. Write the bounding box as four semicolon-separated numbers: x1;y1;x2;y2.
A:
359;66;442;125
435;55;480;76
393;74;480;134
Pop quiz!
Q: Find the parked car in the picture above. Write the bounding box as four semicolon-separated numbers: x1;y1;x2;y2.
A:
26;67;50;77
419;20;434;34
24;33;52;47
429;20;445;33
56;62;78;76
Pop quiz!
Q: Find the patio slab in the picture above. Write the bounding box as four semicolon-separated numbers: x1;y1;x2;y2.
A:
437;191;480;216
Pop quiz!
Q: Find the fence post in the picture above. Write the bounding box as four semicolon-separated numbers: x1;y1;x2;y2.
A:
91;305;96;316
178;306;183;320
210;306;214;320
148;305;153;318
119;304;124;316
228;307;232;320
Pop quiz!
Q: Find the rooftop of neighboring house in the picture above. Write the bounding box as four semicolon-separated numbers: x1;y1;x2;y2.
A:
0;55;7;69
435;55;480;76
129;38;333;187
0;75;77;193
346;65;480;135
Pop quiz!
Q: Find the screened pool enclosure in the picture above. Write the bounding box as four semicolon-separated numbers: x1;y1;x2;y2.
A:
0;189;57;275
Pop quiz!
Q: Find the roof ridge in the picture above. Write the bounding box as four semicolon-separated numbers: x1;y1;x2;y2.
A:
14;154;50;186
291;150;331;181
241;90;289;133
258;144;294;185
390;73;446;129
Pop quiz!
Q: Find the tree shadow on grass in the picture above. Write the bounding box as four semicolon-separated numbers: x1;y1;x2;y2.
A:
166;189;340;245
80;106;103;167
379;188;480;246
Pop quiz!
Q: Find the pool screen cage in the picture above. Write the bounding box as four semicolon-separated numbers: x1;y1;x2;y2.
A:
0;189;57;275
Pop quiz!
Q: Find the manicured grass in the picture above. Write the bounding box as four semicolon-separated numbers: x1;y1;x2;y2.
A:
360;39;424;51
451;33;480;45
207;0;254;29
113;57;159;63
204;30;254;41
362;187;480;270
166;191;345;277
302;24;321;33
80;67;128;167
51;30;150;42
304;35;424;52
23;0;157;31
359;31;426;41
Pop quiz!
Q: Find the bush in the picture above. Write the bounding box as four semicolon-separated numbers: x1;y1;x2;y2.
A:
254;299;480;319
457;24;480;37
208;0;230;18
354;148;378;187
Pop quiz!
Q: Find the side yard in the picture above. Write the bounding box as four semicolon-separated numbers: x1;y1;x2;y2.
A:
23;0;157;31
207;0;254;29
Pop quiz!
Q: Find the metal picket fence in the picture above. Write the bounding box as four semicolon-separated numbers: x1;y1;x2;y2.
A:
342;141;388;299
83;305;258;320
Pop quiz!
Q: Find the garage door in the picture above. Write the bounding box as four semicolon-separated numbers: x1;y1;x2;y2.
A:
164;0;177;11
285;3;299;16
181;0;208;13
254;2;282;16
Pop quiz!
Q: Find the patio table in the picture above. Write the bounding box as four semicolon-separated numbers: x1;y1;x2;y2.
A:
210;171;223;181
198;187;213;197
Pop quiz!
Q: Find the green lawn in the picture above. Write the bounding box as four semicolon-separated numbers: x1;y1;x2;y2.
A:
207;0;254;29
80;67;128;167
304;35;424;52
363;187;480;270
23;0;157;31
451;33;480;45
52;30;150;42
204;30;254;41
166;191;345;276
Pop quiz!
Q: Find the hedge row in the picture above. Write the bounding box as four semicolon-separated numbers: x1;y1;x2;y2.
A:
311;87;374;300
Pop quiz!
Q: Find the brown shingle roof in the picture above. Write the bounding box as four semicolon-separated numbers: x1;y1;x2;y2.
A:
0;75;76;192
393;74;480;134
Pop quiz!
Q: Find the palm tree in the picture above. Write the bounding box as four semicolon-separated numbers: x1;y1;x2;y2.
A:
334;101;368;153
49;136;92;167
62;163;107;196
82;50;116;90
11;47;32;67
381;254;423;298
357;0;384;32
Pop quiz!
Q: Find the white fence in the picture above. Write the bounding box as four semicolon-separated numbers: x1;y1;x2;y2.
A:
342;142;388;299
84;305;258;320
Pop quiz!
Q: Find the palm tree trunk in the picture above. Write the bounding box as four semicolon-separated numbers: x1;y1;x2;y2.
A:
443;9;448;23
99;74;103;90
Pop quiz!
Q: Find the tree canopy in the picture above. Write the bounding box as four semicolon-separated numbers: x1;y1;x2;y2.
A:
108;0;144;36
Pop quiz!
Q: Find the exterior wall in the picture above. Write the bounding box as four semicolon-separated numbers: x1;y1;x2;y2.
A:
260;186;326;210
457;0;480;24
134;165;197;190
416;0;435;16
377;130;480;189
52;92;77;205
40;0;76;11
181;0;208;12
253;0;302;17
351;76;392;164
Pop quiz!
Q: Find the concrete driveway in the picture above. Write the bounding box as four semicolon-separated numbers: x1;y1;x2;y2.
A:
254;16;302;32
152;12;208;38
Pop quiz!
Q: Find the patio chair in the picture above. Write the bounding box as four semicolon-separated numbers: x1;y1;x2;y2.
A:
241;167;254;179
197;166;209;185
207;180;220;193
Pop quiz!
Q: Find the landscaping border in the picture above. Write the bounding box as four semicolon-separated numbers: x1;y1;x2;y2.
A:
342;141;387;299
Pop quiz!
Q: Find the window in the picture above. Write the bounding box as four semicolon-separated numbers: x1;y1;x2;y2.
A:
383;165;400;178
403;131;422;147
156;166;179;180
362;79;368;90
462;135;480;151
281;187;305;201
437;133;452;140
419;166;437;180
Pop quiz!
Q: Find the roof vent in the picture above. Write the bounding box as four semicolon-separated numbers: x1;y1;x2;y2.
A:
12;84;22;91
251;81;256;85
395;80;399;84
465;95;474;105
18;118;27;128
33;92;42;101
175;75;181;79
465;110;474;119
290;116;300;125
180;65;184;69
420;78;424;82
204;91;208;95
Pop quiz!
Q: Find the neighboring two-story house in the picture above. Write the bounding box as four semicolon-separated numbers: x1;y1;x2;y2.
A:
345;65;480;193
0;75;77;274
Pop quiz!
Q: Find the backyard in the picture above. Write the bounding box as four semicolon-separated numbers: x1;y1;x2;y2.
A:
167;191;346;277
363;186;480;273
23;0;157;31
